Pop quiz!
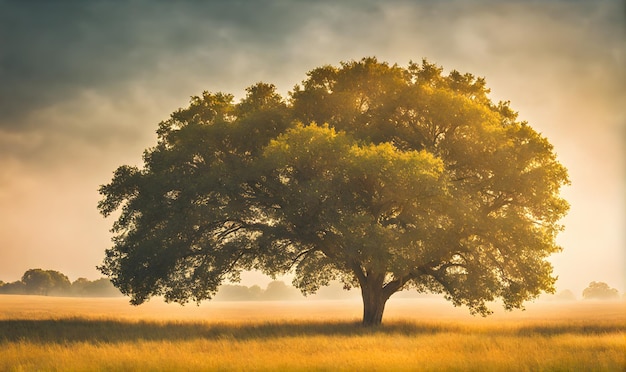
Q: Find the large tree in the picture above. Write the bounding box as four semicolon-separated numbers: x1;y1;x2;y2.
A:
582;281;619;300
98;58;569;325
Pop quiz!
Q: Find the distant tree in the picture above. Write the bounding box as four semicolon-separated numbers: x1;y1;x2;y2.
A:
0;281;26;294
261;281;302;301
70;277;91;296
71;277;121;297
249;285;263;299
21;269;70;295
582;281;619;300
214;284;259;301
98;58;569;325
48;270;71;295
21;269;50;295
83;278;121;297
216;282;302;301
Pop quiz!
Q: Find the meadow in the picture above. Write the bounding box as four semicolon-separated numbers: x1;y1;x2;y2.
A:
0;295;624;371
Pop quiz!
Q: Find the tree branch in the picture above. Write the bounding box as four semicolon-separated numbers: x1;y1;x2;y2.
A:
287;248;314;270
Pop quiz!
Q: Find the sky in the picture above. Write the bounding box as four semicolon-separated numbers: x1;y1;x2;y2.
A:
0;0;624;297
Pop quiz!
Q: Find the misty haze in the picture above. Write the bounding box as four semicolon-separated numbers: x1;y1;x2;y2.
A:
0;0;624;370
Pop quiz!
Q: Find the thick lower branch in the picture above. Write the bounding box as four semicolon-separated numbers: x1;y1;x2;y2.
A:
382;275;414;298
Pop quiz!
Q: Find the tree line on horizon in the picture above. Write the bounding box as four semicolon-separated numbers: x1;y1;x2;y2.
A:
0;268;622;302
0;268;315;300
0;268;350;301
0;268;353;301
0;269;121;297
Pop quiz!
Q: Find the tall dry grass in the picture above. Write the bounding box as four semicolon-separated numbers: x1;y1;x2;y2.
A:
0;295;624;371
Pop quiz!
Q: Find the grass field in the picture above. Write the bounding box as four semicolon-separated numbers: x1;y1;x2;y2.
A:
0;295;624;371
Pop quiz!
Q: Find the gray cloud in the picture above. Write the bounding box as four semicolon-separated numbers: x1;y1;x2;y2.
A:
3;0;622;131
0;0;329;126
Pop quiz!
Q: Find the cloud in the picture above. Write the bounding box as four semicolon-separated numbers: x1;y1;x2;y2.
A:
0;1;318;125
3;0;621;133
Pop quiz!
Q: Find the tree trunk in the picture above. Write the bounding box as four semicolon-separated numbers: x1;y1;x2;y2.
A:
360;282;389;326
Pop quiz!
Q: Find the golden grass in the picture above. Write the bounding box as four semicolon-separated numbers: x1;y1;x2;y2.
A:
0;295;624;371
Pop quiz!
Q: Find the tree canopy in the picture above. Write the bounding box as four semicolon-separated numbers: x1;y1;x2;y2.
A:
98;57;569;325
21;269;70;296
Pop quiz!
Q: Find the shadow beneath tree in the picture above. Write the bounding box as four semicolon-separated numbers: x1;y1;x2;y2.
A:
1;318;624;345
